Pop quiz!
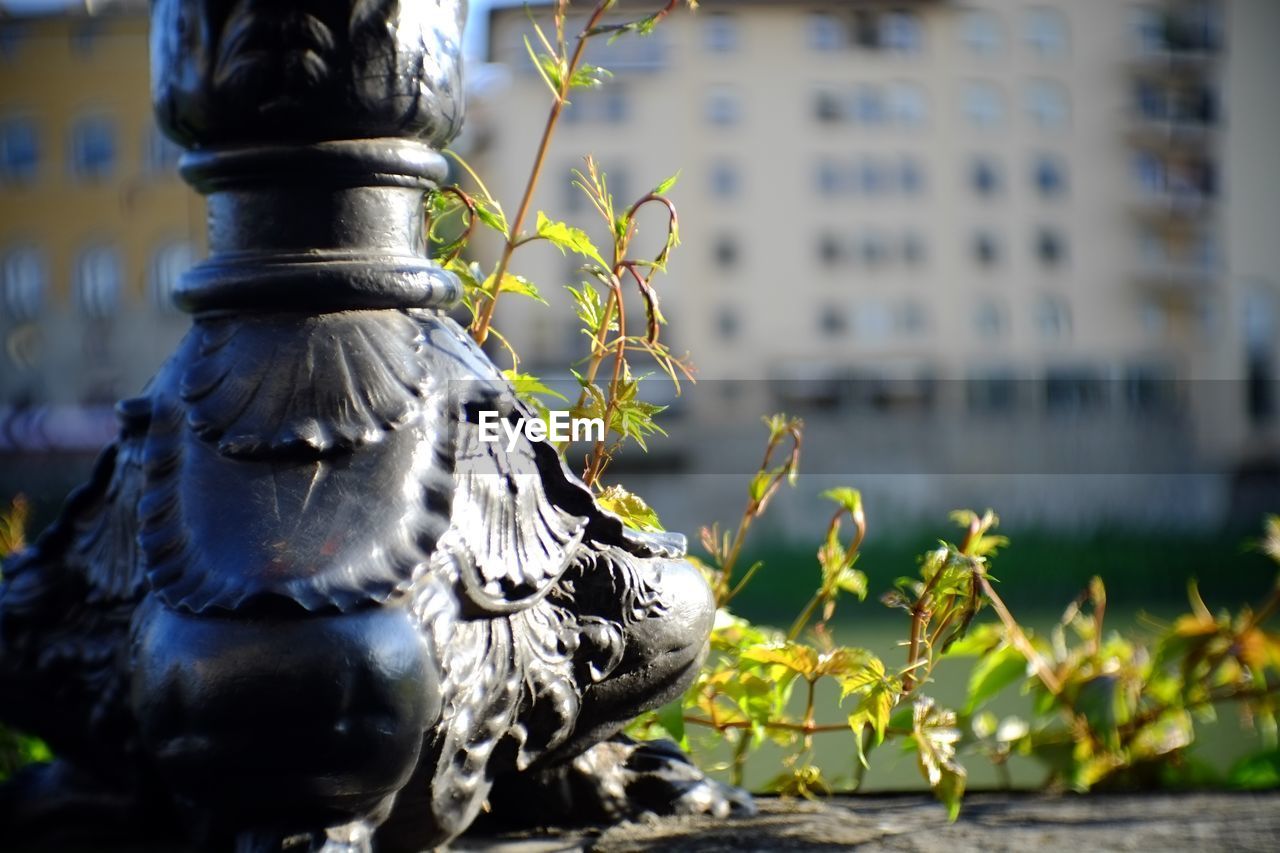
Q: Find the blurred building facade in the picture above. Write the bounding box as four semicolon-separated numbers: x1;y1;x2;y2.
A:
471;0;1280;532
0;0;1276;533
0;2;202;453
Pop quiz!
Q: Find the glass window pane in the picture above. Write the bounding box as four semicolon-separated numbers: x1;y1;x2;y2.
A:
0;115;38;183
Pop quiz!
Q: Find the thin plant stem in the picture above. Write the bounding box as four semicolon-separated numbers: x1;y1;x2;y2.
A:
471;2;612;344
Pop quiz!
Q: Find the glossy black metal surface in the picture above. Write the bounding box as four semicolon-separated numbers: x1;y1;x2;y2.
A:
0;1;747;850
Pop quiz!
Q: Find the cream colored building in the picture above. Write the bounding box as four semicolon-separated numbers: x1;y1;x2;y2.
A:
0;1;1274;528
468;0;1280;530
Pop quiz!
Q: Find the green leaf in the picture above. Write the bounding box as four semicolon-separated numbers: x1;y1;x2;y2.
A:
654;699;687;750
1131;709;1194;761
501;370;568;420
822;487;863;517
748;471;772;503
483;272;546;305
741;642;819;679
608;395;668;452
912;697;967;821
1229;748;1280;790
847;680;897;749
597;485;664;533
652;171;681;196
523;35;563;96
1074;675;1133;752
474;201;508;234
764;765;832;800
444;258;484;291
565;283;605;334
568;63;613;90
833;567;868;600
536;211;608;268
942;622;1004;658
964;643;1027;713
815;647;877;680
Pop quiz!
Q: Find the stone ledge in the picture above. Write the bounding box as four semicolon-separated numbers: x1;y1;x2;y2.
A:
453;792;1280;852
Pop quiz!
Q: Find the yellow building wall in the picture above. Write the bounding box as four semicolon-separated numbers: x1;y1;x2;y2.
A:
0;11;204;311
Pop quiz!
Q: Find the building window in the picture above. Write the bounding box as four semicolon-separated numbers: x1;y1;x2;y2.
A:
968;369;1020;413
971;156;1002;197
605;166;631;209
713;234;739;269
563;87;628;124
974;298;1006;339
1133;150;1166;194
1134;6;1166;54
881;10;924;54
962;10;1004;56
69;113;116;181
74;244;123;319
818;233;844;267
1032;154;1068;198
903;232;927;267
1045;368;1107;413
897;300;928;336
814;157;845;197
0;21;26;60
900;157;925;195
1171;83;1218;126
574;26;668;72
808;12;845;51
813;88;843;123
1035;228;1067;267
1125;363;1180;414
148;241;196;313
1035;294;1071;340
887;81;929;128
0;115;38;184
1194;230;1219;271
962;81;1005;128
1026;80;1070;130
853;10;880;49
854;300;892;340
716;306;740;340
602;86;628;124
144;122;182;176
70;19;104;56
1;246;46;322
704;11;739;53
1180;1;1223;53
973;231;1001;267
858;231;888;267
1026;7;1069;57
851;84;887;126
819;304;847;337
709;160;740;199
705;86;741;127
1134;79;1165;120
1142;298;1168;338
857;158;887;195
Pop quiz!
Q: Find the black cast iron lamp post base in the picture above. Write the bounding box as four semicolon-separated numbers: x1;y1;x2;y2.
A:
0;1;750;849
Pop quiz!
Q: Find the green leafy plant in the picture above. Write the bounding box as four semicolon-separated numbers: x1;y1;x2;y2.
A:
426;0;695;494
628;417;1280;818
